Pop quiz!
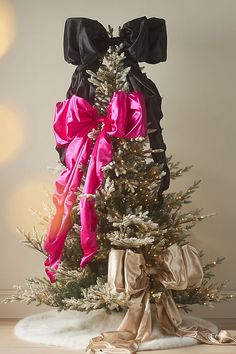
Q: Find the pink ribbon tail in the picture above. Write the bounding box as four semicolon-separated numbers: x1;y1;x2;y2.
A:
80;129;112;268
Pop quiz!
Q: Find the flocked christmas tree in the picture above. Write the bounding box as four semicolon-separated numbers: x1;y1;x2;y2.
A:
3;25;234;316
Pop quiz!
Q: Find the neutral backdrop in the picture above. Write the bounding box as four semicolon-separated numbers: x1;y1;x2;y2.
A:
0;0;235;318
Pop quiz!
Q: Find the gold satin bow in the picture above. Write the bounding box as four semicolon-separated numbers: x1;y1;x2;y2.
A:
87;244;236;353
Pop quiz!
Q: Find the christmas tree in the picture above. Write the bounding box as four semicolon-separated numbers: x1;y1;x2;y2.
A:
4;43;231;310
3;17;236;351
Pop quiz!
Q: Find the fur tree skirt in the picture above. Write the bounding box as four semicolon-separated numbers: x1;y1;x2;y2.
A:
14;308;218;351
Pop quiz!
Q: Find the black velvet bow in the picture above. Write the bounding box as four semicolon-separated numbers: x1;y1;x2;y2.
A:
59;16;170;206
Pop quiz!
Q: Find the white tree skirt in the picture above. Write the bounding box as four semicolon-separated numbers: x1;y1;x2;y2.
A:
15;308;218;351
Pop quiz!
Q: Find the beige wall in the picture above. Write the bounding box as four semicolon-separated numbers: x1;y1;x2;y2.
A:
0;0;236;318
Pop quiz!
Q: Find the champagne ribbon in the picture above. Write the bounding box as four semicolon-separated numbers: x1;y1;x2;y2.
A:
87;244;236;353
43;91;147;282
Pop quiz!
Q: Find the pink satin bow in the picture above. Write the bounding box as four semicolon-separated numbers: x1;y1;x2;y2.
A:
44;91;147;282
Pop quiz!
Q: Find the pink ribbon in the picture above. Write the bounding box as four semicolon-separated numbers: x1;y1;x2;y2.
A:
44;91;147;282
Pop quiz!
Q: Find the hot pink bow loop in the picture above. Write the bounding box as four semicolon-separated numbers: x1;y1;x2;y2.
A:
106;91;147;138
53;95;98;147
44;91;147;282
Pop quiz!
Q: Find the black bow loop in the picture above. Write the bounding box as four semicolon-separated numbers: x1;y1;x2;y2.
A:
64;17;110;66
120;17;167;63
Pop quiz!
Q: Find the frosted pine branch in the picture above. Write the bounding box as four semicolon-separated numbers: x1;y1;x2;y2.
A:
63;278;130;312
18;227;46;255
107;230;155;248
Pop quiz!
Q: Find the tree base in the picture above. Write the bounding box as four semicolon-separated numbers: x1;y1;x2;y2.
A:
14;308;218;351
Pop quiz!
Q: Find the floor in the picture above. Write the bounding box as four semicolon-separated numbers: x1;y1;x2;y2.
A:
1;319;236;354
